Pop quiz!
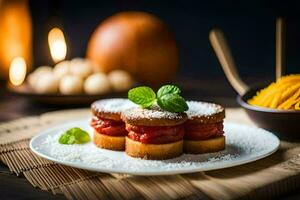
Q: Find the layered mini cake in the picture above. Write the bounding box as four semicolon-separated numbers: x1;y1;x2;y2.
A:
121;107;187;160
90;98;136;151
184;101;225;154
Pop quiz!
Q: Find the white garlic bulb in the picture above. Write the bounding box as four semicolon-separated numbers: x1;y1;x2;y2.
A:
53;60;71;80
69;58;93;79
84;73;111;94
59;75;83;95
33;66;52;75
27;66;53;87
107;70;134;91
33;72;59;93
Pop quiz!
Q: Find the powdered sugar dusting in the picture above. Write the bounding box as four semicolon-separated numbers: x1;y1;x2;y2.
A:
91;98;137;114
32;119;279;175
122;107;186;121
186;101;224;117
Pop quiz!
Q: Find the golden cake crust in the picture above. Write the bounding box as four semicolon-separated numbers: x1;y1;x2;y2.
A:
183;136;225;154
125;137;183;160
93;130;125;151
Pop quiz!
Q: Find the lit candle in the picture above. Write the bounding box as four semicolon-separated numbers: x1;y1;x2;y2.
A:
48;27;67;63
9;57;27;86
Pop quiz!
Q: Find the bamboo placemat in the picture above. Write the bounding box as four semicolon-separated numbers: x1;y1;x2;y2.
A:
0;108;300;200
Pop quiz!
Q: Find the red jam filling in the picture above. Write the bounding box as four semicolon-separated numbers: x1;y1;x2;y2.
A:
91;116;127;136
184;121;224;140
126;124;184;144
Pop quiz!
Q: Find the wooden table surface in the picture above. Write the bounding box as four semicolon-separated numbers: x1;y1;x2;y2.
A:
0;77;299;200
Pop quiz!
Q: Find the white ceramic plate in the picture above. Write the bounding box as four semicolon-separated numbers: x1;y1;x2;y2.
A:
30;118;279;176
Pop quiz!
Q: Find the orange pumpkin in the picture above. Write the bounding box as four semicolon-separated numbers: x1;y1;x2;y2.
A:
86;11;179;87
0;0;32;79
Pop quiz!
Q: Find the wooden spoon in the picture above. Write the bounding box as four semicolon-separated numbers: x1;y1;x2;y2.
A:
209;29;248;96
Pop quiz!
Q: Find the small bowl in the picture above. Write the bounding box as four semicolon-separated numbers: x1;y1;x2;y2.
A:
237;86;300;139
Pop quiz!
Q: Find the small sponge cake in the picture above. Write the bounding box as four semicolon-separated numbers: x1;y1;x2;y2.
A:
184;101;225;154
91;98;137;151
122;107;187;160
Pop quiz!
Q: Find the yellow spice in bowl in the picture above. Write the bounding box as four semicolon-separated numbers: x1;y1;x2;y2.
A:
248;74;300;110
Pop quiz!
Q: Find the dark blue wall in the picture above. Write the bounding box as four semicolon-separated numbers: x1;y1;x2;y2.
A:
29;0;300;79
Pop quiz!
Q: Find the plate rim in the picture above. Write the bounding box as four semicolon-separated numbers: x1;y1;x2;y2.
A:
29;118;280;176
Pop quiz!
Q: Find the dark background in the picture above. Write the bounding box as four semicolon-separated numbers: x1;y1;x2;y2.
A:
29;0;300;81
2;2;300;199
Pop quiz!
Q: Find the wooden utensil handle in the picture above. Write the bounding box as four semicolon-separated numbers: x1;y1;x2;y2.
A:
209;29;248;96
276;18;286;80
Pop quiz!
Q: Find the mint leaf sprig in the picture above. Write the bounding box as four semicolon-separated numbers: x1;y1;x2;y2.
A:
127;86;156;108
128;84;188;113
59;127;90;145
157;84;181;98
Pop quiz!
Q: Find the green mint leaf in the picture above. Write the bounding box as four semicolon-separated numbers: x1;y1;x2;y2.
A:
157;85;181;98
157;93;189;112
128;86;156;108
58;133;71;144
59;127;90;145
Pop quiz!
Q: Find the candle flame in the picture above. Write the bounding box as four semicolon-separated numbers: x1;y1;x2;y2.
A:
9;57;27;86
48;28;67;63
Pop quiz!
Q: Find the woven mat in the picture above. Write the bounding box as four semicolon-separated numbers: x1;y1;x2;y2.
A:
1;108;300;200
